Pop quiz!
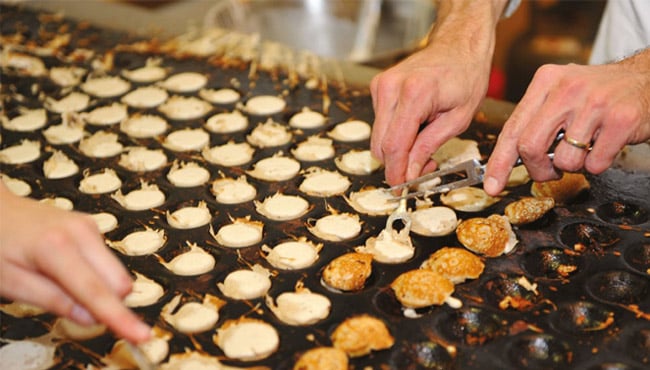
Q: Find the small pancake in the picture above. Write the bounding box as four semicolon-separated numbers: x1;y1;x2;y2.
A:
293;347;348;370
213;218;264;248
247;154;301;182
202;141;255;167
1;174;31;196
121;86;168;108
38;197;73;211
356;228;414;264
163;128;210;152
124;273;164;308
390;269;455;308
327;120;371;142
161;243;215;276
440;186;501;212
79;169;122;194
79;131;123;158
112;183;166;211
431;137;481;169
531;172;590;205
120;114;169;138
345;187;398;216
289;107;326;129
308;212;362;242
121;60;167;83
299;168;351;197
211;176;257;204
199;87;241;104
243;95;286;115
159;72;207;93
2;108;47;132
266;287;331;325
166;202;212;229
504;196;555;225
90;212;118;233
204;110;248;133
161;294;222;334
292;136;335;161
255;193;309;221
322;252;373;292
214;318;279;361
108;227;166;256
119;147;168;172
44;91;89;113
217;265;272;300
43;151;79;179
43;121;84;145
0;139;41;164
456;215;518;257
247;119;293;148
85;103;128;126
262;239;322;270
409;206;459;237
420;247;485;284
330;314;394;357
158;96;212;121
335;149;382;175
167;161;210;188
81;76;130;98
50;66;86;87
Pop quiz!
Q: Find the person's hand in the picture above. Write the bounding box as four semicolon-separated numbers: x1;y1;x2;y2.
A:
0;185;151;343
370;0;507;186
484;51;650;196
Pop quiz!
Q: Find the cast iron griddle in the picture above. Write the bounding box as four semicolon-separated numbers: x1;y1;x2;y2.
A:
1;5;649;370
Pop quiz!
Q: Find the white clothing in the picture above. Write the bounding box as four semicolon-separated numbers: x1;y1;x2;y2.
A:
589;0;650;64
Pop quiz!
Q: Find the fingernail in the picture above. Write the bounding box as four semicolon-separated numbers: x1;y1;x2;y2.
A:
134;321;152;341
484;176;500;196
406;162;422;180
70;304;96;326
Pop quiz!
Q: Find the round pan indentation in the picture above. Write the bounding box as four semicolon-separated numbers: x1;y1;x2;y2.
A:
586;270;649;306
507;334;573;370
388;340;455;370
550;300;615;334
481;276;542;312
623;243;650;275
559;222;620;253
596;201;648;225
437;306;507;345
522;246;582;279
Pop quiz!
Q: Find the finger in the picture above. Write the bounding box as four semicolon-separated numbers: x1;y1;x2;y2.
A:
0;261;95;324
34;235;150;343
584;123;628;174
484;78;551;195
370;74;399;163
382;80;436;185
71;214;132;297
406;109;469;181
553;110;599;173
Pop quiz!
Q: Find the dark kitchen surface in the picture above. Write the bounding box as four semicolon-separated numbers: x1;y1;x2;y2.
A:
1;4;649;370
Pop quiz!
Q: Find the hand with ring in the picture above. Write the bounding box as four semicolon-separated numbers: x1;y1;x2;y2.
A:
483;50;650;196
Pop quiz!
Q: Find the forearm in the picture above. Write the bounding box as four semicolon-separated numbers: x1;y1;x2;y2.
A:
425;0;509;61
617;47;650;72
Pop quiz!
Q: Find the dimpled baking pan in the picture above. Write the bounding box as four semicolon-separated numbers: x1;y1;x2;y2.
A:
1;5;649;370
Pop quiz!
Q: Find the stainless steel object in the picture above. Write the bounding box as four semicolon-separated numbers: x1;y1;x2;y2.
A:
204;0;436;64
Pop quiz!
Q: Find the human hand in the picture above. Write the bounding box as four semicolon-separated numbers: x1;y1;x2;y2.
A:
484;54;650;196
0;185;151;343
370;0;505;186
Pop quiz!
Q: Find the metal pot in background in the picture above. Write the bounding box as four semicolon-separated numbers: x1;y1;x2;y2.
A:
204;0;436;67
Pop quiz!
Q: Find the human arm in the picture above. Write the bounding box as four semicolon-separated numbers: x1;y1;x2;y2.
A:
483;47;650;195
370;0;509;186
0;184;151;343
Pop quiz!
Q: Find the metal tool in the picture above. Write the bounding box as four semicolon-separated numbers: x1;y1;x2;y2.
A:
388;132;572;202
124;341;155;370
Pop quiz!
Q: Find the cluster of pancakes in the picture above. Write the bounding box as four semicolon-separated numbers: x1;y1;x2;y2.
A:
0;5;595;370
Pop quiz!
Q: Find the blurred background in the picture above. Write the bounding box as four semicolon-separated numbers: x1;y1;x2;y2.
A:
21;0;607;103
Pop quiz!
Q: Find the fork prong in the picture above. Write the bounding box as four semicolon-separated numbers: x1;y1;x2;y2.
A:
387;159;482;193
388;159;485;201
